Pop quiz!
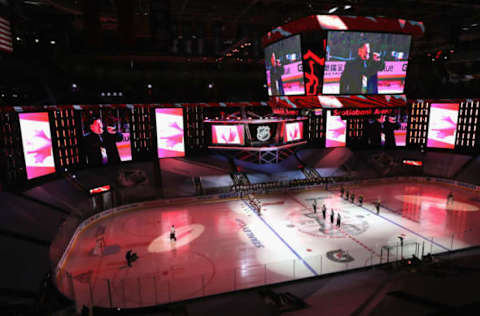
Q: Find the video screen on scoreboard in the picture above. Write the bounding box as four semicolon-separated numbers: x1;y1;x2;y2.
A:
427;103;459;149
323;31;411;95
212;125;245;145
19;112;56;179
326;111;346;147
80;107;132;166
265;34;305;96
364;109;408;147
284;122;304;142
155;108;185;158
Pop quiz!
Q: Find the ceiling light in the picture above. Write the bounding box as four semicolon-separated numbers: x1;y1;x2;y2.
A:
328;7;338;14
344;5;352;10
50;40;56;45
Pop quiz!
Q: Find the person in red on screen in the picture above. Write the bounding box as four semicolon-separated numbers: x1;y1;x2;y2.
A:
340;42;385;94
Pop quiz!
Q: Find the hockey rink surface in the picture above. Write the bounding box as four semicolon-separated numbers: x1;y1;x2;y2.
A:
59;181;480;309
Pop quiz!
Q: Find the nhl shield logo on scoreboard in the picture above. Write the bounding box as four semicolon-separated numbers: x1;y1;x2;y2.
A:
257;126;271;142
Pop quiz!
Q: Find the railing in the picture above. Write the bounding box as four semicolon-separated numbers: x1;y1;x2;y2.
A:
56;238;451;312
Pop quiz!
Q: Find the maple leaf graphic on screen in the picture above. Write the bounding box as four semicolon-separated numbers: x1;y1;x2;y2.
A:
289;126;299;140
331;126;345;138
28;129;52;163
433;116;456;139
158;122;183;148
221;128;237;144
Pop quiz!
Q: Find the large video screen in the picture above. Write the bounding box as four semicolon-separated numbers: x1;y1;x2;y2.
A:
427;103;459;149
155;108;185;158
326;111;347;147
212;125;245;145
364;109;408;147
284;122;304;142
19;112;56;179
323;31;411;95
80;108;132;167
265;34;305;96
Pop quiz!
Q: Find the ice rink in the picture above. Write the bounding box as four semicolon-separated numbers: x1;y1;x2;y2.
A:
57;180;480;309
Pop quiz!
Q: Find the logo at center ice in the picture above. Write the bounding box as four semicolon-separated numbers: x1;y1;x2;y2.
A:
256;126;271;142
287;211;369;238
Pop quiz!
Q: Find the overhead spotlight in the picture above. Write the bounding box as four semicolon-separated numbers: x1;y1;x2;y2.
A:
431;58;435;61
344;5;352;10
450;49;455;53
208;83;214;89
472;23;478;27
444;56;448;60
107;92;111;96
113;92;117;96
147;83;152;89
101;92;105;96
34;38;39;43
50;40;56;45
16;36;21;41
328;7;338;14
263;84;267;88
118;92;123;96
72;83;77;89
462;27;469;31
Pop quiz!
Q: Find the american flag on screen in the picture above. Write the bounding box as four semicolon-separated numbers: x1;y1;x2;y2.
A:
0;16;13;53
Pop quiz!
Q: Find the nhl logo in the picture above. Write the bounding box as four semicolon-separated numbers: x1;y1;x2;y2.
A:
257;126;271;142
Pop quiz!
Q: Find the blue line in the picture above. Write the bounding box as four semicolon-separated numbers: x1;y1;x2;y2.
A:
241;200;318;276
357;203;450;251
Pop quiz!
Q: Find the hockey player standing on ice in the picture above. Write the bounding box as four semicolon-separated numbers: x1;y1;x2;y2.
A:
340;185;345;198
376;199;381;215
313;199;317;214
447;192;454;206
336;213;341;227
330;209;334;224
322;204;327;219
170;225;177;241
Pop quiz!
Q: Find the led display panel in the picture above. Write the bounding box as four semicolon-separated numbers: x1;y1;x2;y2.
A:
212;125;245;145
155;108;185;158
323;31;411;94
284;122;304;142
364;109;408;147
80;107;132;166
427;103;459;149
19;112;56;179
326;111;346;147
265;34;305;96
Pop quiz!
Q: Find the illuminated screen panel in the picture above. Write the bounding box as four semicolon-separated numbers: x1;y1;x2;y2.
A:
284;122;304;142
264;34;305;96
364;109;408;147
80;108;132;166
212;125;245;145
427;103;459;149
326;111;346;147
19;112;56;179
155;108;185;158
323;31;411;95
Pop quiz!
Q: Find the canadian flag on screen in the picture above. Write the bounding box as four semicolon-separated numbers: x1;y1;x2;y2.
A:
0;16;13;53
